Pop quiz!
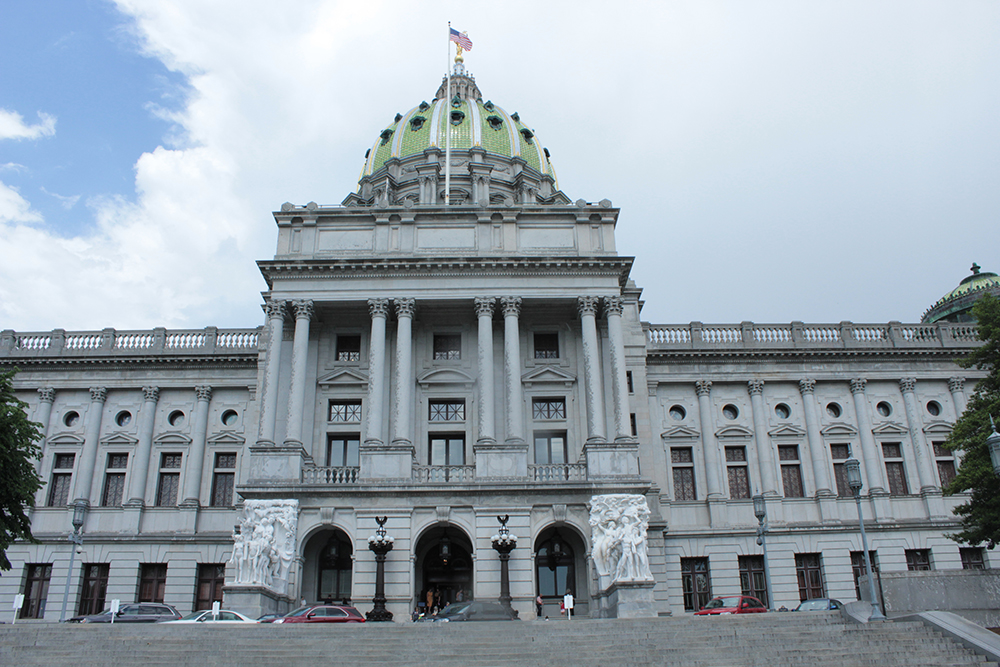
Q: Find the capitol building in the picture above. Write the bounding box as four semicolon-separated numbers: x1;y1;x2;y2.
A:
2;56;997;622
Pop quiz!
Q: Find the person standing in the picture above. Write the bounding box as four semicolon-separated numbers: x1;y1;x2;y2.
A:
535;594;544;618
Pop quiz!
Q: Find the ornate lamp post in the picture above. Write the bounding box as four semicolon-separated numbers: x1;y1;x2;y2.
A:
59;502;86;622
986;416;1000;475
752;493;775;610
366;516;394;622
844;456;886;621
491;515;517;613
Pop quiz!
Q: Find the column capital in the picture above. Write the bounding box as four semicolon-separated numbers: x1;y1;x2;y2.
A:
695;379;713;397
603;296;624;316
37;387;56;404
948;377;965;393
849;378;867;395
368;298;390;318
899;377;917;394
474;296;496;318
577;296;599;317
798;378;816;395
142;386;160;402
90;387;107;403
264;299;286;320
394;298;415;319
747;379;764;396
291;299;315;321
500;296;522;317
195;385;213;402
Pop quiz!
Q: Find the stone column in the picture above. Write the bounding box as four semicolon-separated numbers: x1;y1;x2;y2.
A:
899;378;937;493
799;379;834;496
365;299;390;446
390;298;415;447
75;387;107;506
604;296;632;442
948;377;967;415
36;387;56;442
284;300;314;447
182;386;213;505
695;380;723;498
127;386;160;505
258;300;286;445
849;378;886;494
747;380;778;496
475;297;497;444
578;297;607;443
500;297;525;444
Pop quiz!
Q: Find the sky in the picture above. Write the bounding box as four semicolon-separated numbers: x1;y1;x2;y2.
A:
1;0;998;332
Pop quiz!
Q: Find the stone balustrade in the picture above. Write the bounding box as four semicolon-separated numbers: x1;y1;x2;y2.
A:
644;320;979;350
412;465;476;483
0;326;262;359
528;463;588;482
301;466;360;485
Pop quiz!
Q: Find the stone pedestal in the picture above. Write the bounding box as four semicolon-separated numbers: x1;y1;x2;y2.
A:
359;444;414;480
222;585;295;619
248;443;309;483
474;442;528;479
583;441;639;478
604;580;657;618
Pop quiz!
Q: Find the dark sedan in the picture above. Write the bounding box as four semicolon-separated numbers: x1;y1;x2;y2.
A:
273;604;366;623
428;601;518;622
694;596;767;615
68;603;181;623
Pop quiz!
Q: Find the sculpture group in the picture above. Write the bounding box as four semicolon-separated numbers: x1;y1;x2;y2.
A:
589;494;654;586
229;499;299;595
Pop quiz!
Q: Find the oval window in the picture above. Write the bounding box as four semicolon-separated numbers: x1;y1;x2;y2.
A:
876;401;892;417
63;411;80;427
774;403;790;420
926;401;941;417
168;410;186;427
722;404;739;420
222;410;239;426
115;411;132;427
669;405;686;421
826;402;842;418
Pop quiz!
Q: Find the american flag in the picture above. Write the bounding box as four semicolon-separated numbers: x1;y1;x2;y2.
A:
450;28;473;51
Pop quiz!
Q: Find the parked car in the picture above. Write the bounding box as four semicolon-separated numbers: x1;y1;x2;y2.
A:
273;604;366;623
256;613;284;623
428;601;518;622
794;598;843;611
68;603;182;623
694;596;767;615
160;609;258;624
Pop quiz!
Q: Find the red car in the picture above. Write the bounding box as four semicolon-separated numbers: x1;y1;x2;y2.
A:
273;604;366;623
694;595;767;615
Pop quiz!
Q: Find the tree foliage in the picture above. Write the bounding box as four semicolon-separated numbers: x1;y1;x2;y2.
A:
944;294;1000;547
0;368;43;571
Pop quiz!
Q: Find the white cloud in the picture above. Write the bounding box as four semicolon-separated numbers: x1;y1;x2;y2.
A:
0;109;56;141
39;187;81;210
0;181;42;224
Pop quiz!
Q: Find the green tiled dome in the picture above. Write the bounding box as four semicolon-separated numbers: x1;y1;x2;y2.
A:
922;263;1000;323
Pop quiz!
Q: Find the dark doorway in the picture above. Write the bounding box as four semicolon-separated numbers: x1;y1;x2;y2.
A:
415;527;473;612
301;528;354;605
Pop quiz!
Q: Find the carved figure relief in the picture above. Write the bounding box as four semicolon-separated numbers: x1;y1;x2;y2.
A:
589;494;654;588
229;499;299;595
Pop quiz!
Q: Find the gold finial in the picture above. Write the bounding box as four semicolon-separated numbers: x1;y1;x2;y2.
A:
455;40;464;63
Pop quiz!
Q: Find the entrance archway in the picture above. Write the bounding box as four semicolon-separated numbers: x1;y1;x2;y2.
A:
534;526;589;617
301;528;353;604
414;526;474;612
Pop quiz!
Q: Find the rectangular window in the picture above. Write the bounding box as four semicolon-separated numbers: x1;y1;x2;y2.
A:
933;442;957;488
533;332;559;359
533;431;567;465
830;444;852;497
210;453;237;507
960;547;986;570
20;564;52;619
626;371;634;393
738;555;768;607
195;564;226;611
329;400;362;423
778;445;804;498
883;443;909;496
47;453;75;506
101;453;128;506
850;550;879;601
429;434;465;466
671;447;696;501
78;563;110;616
429;399;465;422
327;434;360;468
630;414;637;437
905;548;932;571
138;563;167;603
795;553;824;601
155;453;182;506
336;335;361;362
680;557;711;611
433;334;461;360
726;446;750;499
532;398;566;420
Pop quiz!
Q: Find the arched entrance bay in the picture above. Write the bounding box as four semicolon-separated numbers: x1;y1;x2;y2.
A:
301;528;353;604
414;526;474;612
535;526;589;617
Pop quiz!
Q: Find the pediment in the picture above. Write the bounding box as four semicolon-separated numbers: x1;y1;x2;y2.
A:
417;367;475;387
208;431;246;445
820;423;858;438
871;421;908;436
100;432;138;446
769;423;807;438
716;425;754;439
154;432;192;445
47;433;84;446
317;368;369;388
923;421;954;436
522;365;577;387
660;425;700;440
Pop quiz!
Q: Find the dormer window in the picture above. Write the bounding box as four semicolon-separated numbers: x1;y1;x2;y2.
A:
419;101;430;111
484;100;495;111
487;115;503;131
450;110;465;126
520;128;534;144
410;116;426;131
379;129;393;145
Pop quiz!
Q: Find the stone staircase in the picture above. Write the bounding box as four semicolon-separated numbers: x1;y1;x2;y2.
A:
1;612;997;666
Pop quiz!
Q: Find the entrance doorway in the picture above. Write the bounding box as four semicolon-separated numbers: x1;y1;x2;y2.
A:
301;528;353;604
414;526;473;612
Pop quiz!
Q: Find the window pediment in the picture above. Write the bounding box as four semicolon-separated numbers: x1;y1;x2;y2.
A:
317;369;369;389
522;365;576;387
820;423;858;438
417;367;475;388
768;424;807;438
154;432;193;446
208;431;246;445
923;421;954;436
100;432;138;446
47;433;85;446
660;425;700;440
871;421;908;436
716;425;754;439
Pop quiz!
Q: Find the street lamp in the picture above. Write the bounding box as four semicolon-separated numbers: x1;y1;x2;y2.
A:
751;493;774;610
986;416;1000;476
59;501;87;622
844;456;886;621
491;515;517;613
366;516;394;622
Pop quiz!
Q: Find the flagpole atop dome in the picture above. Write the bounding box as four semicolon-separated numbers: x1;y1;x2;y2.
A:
445;22;452;206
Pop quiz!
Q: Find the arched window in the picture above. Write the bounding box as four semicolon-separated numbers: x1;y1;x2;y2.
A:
317;532;353;603
536;530;575;598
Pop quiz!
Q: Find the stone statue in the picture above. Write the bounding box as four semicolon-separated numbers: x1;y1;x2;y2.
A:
589;494;654;587
229;499;299;595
